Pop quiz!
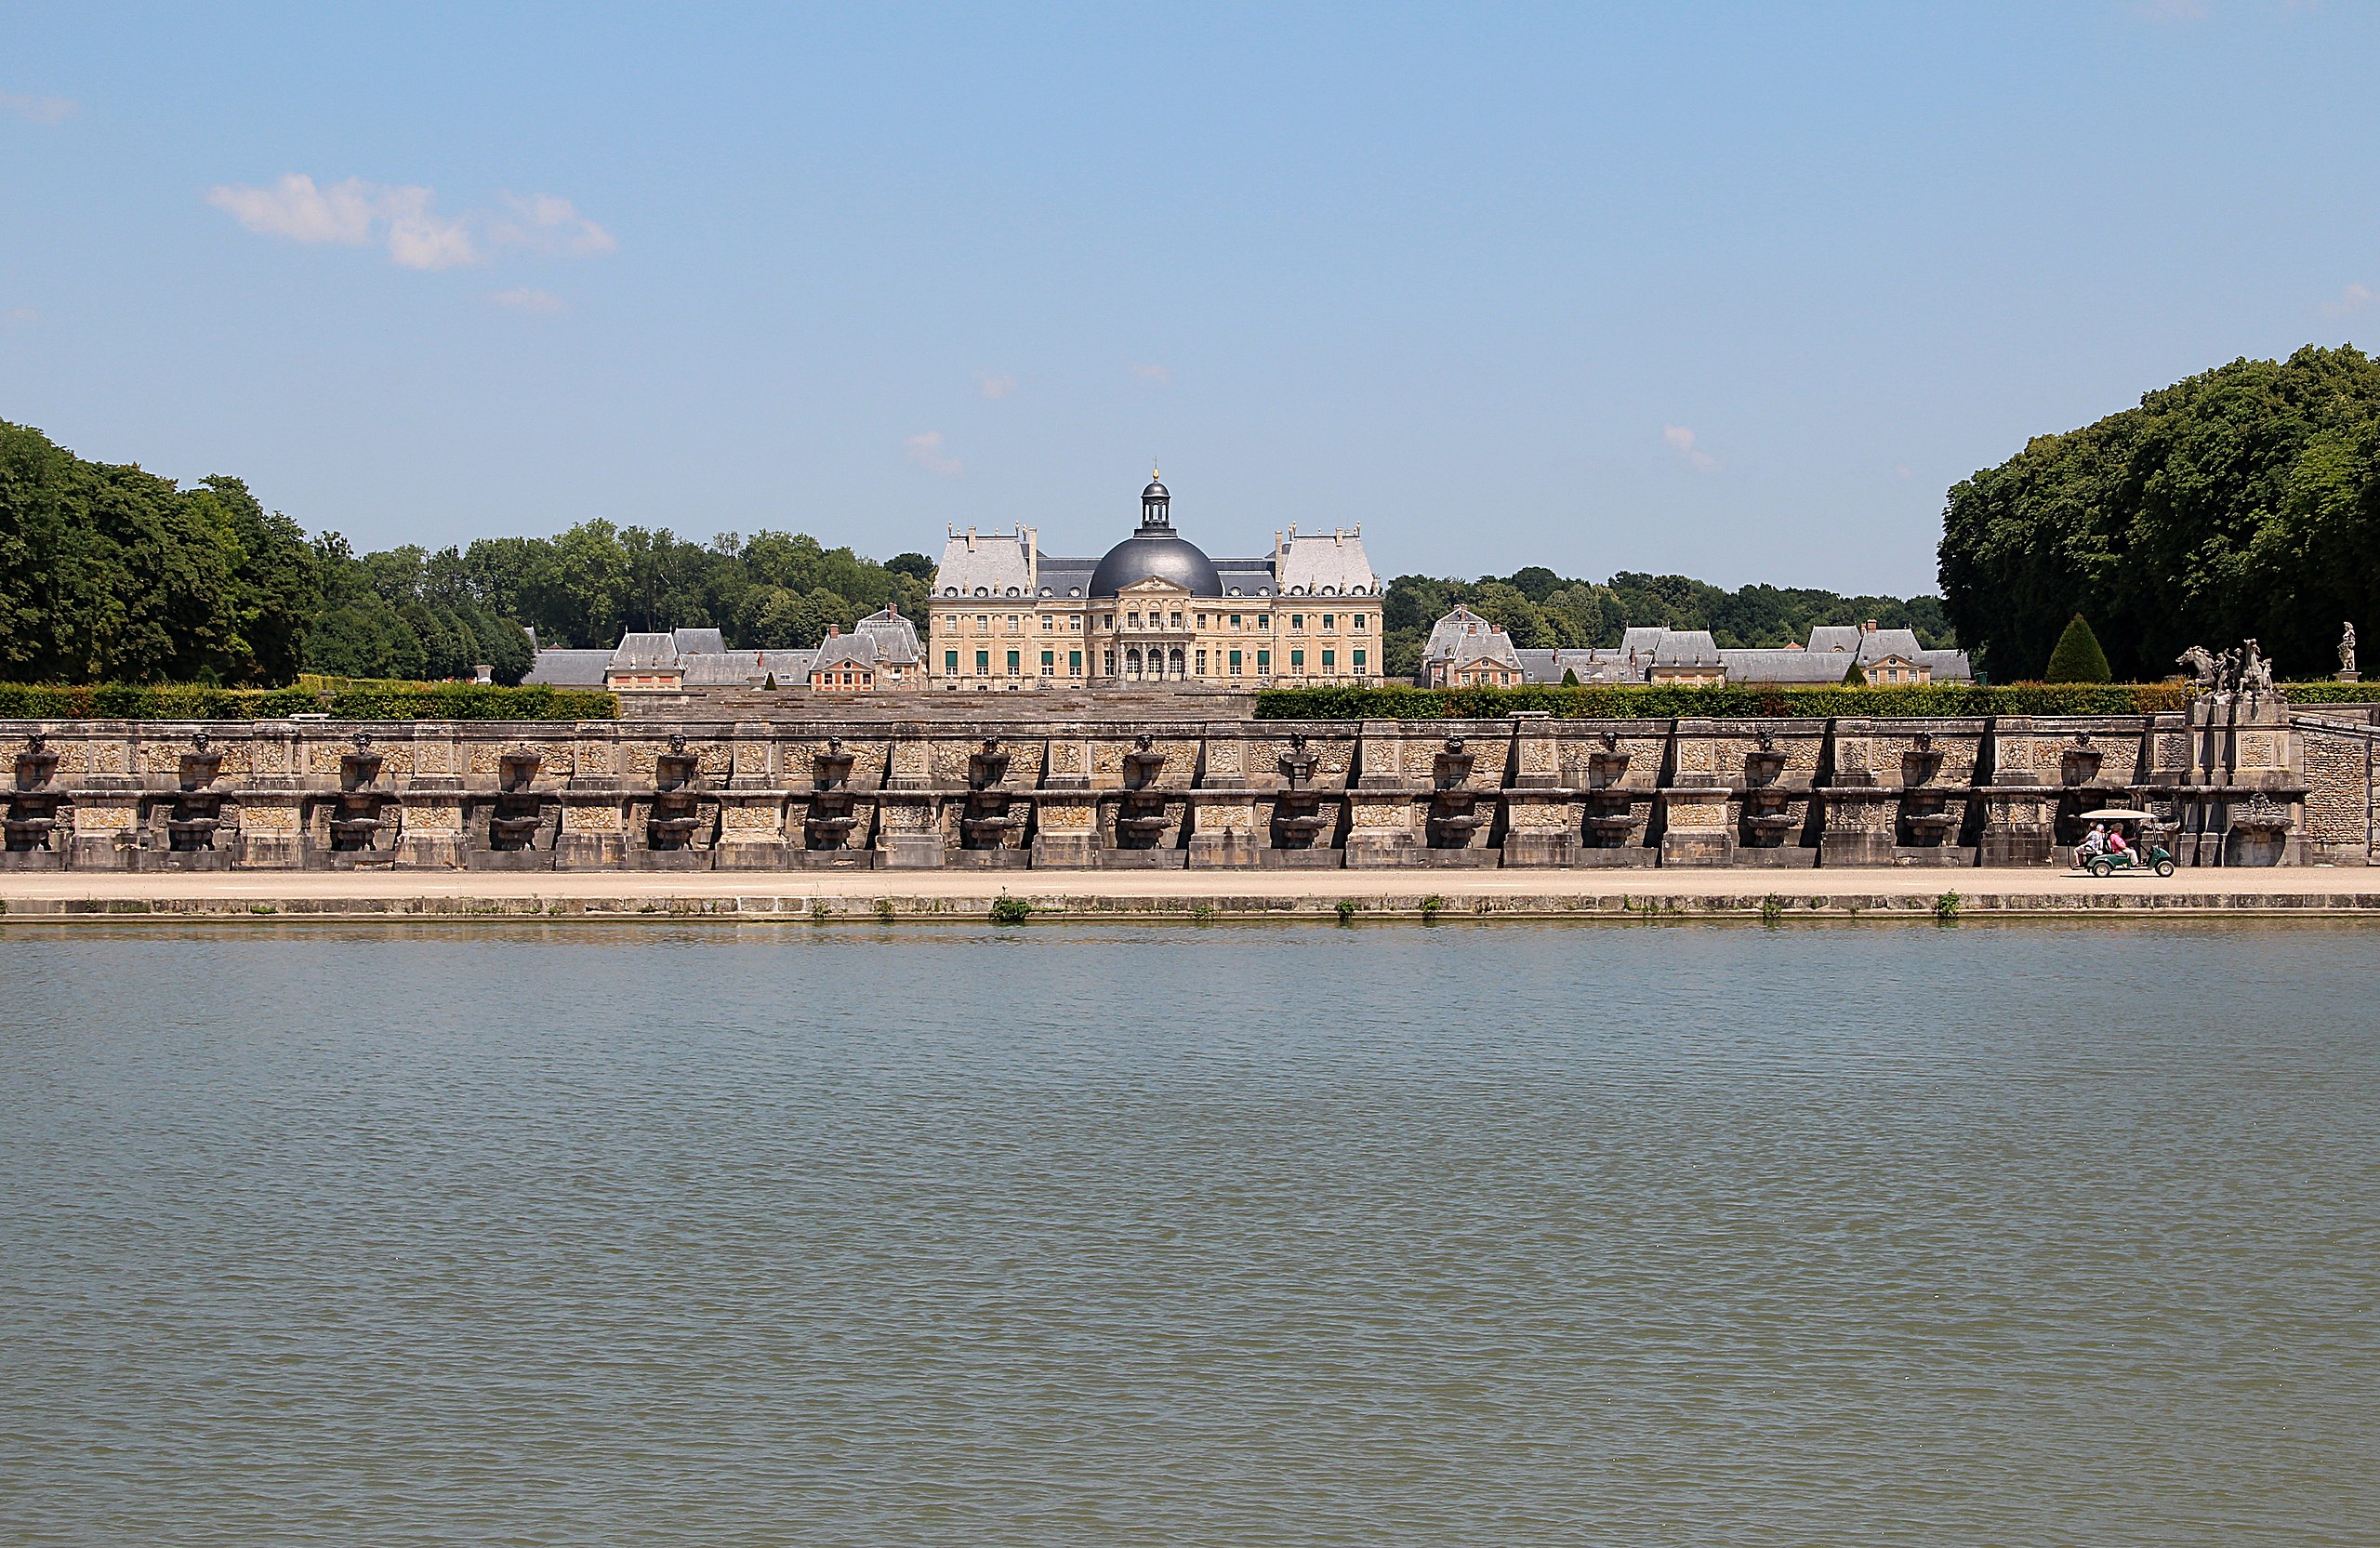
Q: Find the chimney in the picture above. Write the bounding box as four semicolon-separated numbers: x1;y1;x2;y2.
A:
1864;618;1877;633
965;527;976;551
828;624;840;637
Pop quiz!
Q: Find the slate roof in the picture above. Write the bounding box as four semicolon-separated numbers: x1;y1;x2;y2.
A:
1276;528;1378;596
1447;628;1524;672
609;632;681;672
852;606;921;666
1651;630;1722;668
522;648;614;687
1515;648;1635;684
934;529;1037;597
1717;649;1858;684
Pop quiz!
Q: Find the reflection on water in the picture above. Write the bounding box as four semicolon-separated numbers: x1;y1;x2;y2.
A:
3;921;2376;1547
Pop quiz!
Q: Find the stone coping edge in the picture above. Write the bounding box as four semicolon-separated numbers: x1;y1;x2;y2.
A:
7;890;2380;921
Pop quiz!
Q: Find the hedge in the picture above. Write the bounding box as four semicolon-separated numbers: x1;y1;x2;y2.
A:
2279;681;2380;705
0;681;615;721
1254;682;2200;720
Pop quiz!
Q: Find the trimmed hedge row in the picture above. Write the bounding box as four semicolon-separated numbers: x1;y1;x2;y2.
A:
0;681;615;721
1253;682;2203;720
2281;681;2380;704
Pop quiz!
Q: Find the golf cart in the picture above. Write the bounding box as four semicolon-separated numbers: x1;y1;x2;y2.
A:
2071;806;2176;878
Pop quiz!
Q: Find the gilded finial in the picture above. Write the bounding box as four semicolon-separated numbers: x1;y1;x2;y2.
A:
1151;461;1160;482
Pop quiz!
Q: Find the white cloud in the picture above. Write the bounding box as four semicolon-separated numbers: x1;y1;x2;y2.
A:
377;186;480;270
207;174;480;268
206;175;614;272
2322;282;2373;318
489;286;566;312
1130;362;1171;385
493;192;617;257
1662;423;1718;472
905;430;963;478
1;93;75;126
207;174;384;245
976;370;1019;401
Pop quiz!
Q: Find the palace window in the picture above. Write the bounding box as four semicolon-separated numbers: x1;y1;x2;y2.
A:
1169;611;1183;629
1256;649;1270;672
1103;650;1115;674
1321;614;1334;630
1196;648;1207;674
1101;614;1114;629
1043;615;1054;630
1290;615;1303;631
1290;648;1305;669
1197;613;1209;628
945;649;959;674
1353;648;1367;671
1006;650;1020;676
1008;615;1021;632
1040;650;1054;675
1354;614;1368;630
1129;611;1141;628
974;650;990;676
1322;649;1335;670
976;615;988;631
1228;649;1242;675
1229;614;1242;629
1069;650;1082;674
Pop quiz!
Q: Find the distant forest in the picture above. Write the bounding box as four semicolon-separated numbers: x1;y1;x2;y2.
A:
5;417;1946;686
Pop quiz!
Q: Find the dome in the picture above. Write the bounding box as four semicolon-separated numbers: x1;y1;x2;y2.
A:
1090;529;1222;598
1142;478;1169;501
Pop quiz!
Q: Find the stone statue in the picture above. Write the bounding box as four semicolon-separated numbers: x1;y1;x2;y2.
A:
2342;622;2359;680
2241;640;2273;701
2176;645;2219;692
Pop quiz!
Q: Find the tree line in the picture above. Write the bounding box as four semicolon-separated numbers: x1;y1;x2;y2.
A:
2;420;932;684
1940;343;2380;682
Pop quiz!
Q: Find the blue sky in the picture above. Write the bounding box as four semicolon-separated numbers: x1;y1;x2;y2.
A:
5;2;2377;594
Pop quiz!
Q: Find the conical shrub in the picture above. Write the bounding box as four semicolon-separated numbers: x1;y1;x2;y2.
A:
2043;614;2112;682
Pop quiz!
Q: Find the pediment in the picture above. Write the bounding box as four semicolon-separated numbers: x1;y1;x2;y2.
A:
1117;576;1192;595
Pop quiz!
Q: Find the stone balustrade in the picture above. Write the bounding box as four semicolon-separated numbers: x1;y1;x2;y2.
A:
0;695;2344;871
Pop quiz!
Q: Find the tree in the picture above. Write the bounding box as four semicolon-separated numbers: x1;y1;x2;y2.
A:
1940;344;2380;680
1842;660;1867;685
1560;667;1580;686
2043;614;2112;682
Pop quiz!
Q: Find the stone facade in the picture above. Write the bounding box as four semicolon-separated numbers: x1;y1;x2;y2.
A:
4;694;2360;873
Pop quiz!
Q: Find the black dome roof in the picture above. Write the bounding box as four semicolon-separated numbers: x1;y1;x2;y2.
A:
1090;529;1222;598
1142;478;1169;500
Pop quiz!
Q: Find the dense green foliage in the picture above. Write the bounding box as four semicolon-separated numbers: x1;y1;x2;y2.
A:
1939;345;2380;681
0;681;612;720
1255;681;2192;720
0;420;933;685
2043;614;2112;682
1;421;318;684
1381;568;1952;679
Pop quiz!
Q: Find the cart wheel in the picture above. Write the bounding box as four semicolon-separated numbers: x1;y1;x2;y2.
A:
2155;859;2175;878
2090;859;2112;878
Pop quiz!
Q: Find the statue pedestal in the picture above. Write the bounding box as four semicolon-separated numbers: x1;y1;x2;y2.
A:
2338;670;2361;683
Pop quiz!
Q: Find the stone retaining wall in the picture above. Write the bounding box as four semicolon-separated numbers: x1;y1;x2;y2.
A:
0;698;2340;872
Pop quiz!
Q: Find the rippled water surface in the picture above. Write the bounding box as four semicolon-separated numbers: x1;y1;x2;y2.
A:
3;920;2377;1546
